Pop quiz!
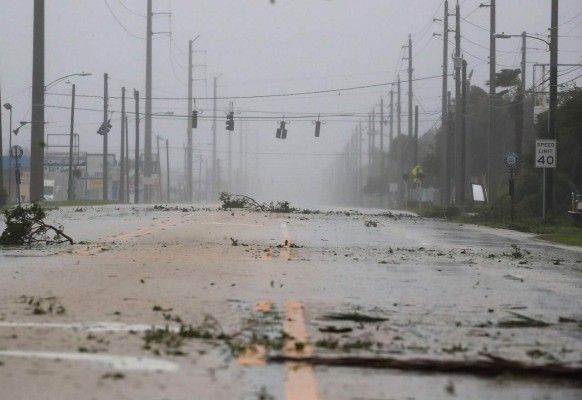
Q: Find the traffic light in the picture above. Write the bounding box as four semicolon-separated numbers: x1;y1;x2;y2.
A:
276;121;287;139
226;112;234;131
314;121;321;137
192;110;198;129
97;119;112;135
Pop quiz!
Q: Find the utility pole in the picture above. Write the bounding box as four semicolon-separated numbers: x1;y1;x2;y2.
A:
380;97;384;172
67;84;76;200
367;112;372;166
119;87;126;203
488;0;496;201
156;137;161;201
397;75;403;207
358;121;363;205
239;118;243;193
372;107;376;153
547;0;559;212
30;0;45;202
441;0;450;205
212;76;219;200
414;105;419;167
460;59;468;204
166;139;170;202
0;86;3;193
125;116;130;202
397;75;402;138
454;1;462;205
407;34;413;139
102;73;109;201
389;88;394;145
187;39;193;203
186;35;200;203
134;90;140;204
144;0;153;203
228;101;233;191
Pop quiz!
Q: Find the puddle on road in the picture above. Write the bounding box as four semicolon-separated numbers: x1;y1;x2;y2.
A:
0;350;179;372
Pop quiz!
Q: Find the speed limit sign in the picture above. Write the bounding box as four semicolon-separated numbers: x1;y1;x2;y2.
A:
535;139;557;169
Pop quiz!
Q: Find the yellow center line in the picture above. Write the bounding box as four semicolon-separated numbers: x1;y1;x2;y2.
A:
70;215;192;256
284;300;320;400
237;300;272;366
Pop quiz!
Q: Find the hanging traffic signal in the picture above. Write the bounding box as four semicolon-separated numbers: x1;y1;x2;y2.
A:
97;119;112;135
276;121;287;139
192;110;198;129
313;114;324;137
226;112;234;131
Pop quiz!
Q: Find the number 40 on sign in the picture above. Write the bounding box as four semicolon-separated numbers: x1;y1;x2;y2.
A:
535;139;557;169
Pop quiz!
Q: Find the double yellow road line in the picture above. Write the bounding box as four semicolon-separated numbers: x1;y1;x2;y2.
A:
239;299;320;400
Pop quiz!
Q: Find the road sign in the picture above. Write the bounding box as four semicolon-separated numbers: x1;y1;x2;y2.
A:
9;145;24;160
504;152;519;171
535;139;557;168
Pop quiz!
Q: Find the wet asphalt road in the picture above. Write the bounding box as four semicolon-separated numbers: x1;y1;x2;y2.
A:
0;204;581;400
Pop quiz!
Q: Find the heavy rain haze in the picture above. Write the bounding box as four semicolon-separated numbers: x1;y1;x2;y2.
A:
1;0;582;206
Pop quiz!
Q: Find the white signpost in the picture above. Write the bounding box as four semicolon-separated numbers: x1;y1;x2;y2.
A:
535;139;557;217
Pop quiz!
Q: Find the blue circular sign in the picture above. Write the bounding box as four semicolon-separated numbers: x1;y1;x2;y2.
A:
9;145;24;160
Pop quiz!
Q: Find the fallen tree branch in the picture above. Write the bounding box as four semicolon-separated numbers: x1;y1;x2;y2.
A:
266;354;582;380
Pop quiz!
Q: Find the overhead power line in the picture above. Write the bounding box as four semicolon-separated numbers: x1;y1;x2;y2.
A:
102;0;145;40
45;74;445;102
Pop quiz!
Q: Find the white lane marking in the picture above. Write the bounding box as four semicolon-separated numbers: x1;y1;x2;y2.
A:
0;350;179;372
0;321;179;333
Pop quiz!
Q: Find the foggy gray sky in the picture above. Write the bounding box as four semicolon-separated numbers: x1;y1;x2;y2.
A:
1;1;581;204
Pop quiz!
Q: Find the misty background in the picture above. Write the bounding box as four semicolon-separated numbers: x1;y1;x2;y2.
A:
1;0;581;206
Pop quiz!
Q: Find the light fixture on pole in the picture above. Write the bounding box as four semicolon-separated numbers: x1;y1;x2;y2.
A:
494;32;550;156
44;72;92;91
